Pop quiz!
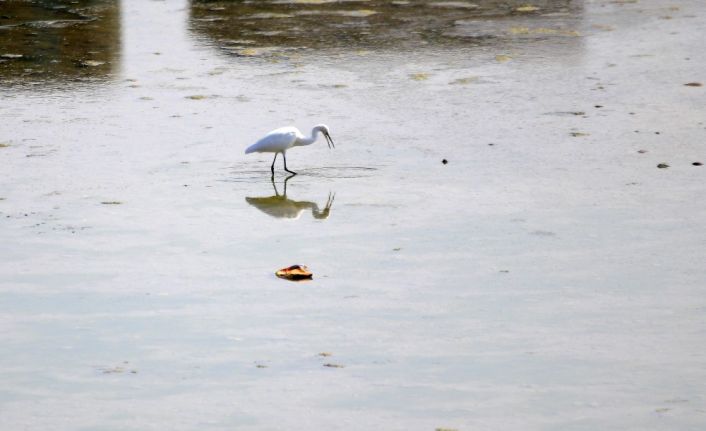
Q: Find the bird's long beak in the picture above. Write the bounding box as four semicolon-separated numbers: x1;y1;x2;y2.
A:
325;132;335;149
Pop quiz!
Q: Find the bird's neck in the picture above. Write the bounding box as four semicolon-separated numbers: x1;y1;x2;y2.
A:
297;128;320;147
312;204;330;219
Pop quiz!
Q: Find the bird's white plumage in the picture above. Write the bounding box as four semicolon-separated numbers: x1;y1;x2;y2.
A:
245;127;301;154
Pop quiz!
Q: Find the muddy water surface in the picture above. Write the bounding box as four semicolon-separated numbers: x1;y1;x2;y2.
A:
1;0;706;430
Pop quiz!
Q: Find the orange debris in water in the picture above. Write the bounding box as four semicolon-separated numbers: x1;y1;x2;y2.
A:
275;265;313;281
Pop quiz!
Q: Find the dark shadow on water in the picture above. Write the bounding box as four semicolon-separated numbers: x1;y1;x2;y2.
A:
245;174;335;220
0;0;120;87
188;0;584;57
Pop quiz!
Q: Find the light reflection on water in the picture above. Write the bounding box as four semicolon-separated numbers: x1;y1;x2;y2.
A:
246;175;335;220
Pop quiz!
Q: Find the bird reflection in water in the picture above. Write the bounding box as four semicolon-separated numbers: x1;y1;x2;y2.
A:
246;175;335;220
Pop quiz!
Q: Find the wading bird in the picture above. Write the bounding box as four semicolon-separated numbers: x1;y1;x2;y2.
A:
244;124;335;175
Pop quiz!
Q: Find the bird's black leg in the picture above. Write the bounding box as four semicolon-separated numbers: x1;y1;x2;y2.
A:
283;152;297;175
271;153;278;175
270;175;280;196
283;173;295;196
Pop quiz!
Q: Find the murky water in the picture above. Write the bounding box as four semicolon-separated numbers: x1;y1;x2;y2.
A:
189;0;581;52
2;0;706;430
0;0;119;83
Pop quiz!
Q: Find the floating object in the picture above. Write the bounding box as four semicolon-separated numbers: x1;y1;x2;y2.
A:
275;264;313;281
657;163;669;169
693;162;703;166
684;82;702;87
442;159;448;164
245;125;335;175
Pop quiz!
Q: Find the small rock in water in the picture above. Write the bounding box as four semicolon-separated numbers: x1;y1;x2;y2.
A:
657;163;670;169
442;159;448;164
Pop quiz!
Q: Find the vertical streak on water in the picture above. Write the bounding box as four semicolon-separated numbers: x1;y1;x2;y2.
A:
120;0;205;81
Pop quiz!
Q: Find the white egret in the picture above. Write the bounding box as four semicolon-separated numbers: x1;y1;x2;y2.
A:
244;124;335;175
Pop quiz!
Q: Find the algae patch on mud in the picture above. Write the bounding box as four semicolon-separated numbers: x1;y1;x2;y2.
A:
509;26;581;37
449;76;478;85
409;72;430;81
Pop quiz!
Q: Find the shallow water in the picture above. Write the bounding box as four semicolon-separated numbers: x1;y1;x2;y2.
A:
2;0;706;430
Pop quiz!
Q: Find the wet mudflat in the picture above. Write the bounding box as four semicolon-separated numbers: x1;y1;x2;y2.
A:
1;0;706;430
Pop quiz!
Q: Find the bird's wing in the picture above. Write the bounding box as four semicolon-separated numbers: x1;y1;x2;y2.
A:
245;127;300;154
